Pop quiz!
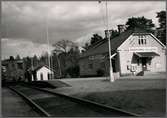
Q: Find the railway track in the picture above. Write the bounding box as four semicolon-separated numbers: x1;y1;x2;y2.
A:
8;85;140;117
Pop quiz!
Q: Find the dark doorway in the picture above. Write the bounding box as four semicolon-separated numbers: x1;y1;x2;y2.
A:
40;73;43;80
47;73;50;80
112;59;116;72
141;57;147;71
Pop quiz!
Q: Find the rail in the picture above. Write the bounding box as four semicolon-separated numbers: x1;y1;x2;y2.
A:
8;85;141;117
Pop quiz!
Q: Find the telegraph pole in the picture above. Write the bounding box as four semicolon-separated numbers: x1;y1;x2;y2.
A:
105;0;115;82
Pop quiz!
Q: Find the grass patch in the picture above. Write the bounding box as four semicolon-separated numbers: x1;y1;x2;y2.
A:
81;89;166;116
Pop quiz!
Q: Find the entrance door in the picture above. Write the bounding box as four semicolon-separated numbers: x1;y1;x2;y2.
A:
40;73;43;80
141;57;147;71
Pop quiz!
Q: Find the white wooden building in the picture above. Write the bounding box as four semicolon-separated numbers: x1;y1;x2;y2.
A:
79;27;166;77
31;65;54;81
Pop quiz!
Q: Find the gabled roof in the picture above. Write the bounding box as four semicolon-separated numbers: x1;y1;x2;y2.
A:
29;65;54;72
80;28;150;58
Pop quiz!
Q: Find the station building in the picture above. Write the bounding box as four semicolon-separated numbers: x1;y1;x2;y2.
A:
79;27;166;78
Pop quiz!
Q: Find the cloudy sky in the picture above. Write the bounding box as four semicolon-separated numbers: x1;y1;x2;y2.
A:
1;1;165;59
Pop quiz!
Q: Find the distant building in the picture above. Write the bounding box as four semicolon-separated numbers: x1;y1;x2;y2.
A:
29;65;54;81
79;27;166;78
2;56;25;81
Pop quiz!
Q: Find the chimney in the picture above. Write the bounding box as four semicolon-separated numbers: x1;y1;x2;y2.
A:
104;30;108;39
117;24;126;33
104;29;112;39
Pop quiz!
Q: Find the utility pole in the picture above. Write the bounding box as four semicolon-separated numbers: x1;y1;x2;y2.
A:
105;0;115;82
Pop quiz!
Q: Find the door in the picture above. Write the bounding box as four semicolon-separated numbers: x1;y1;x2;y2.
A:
40;73;43;80
141;57;147;71
47;73;50;80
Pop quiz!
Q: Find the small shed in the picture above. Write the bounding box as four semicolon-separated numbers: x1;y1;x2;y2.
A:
30;65;54;81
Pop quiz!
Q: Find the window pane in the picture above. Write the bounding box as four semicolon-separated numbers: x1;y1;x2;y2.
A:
88;63;93;69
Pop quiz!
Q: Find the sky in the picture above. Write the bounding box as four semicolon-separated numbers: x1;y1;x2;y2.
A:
1;1;165;59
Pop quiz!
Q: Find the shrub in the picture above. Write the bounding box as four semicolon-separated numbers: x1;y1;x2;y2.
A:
66;65;80;78
96;69;105;77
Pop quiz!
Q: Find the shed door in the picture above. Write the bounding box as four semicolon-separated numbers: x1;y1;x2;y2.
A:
40;73;43;80
47;73;50;80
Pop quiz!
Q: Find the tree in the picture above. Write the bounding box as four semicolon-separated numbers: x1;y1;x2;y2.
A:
23;56;31;70
51;52;61;78
32;55;39;67
90;33;103;45
126;16;155;31
66;46;80;77
9;56;14;61
157;11;166;28
52;40;77;78
53;40;75;53
16;55;21;60
39;52;49;66
83;42;90;50
83;33;103;51
156;11;166;44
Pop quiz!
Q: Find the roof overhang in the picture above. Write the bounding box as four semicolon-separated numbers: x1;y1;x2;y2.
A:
134;52;160;57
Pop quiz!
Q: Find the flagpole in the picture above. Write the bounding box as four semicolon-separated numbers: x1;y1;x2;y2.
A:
46;13;51;79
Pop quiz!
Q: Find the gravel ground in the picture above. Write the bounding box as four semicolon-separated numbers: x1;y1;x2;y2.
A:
2;87;39;117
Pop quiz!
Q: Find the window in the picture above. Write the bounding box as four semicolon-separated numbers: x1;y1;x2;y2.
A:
138;39;141;45
144;39;147;44
141;39;144;44
88;63;93;69
100;62;105;68
138;35;146;45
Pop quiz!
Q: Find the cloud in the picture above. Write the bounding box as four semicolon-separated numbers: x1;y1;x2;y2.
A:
1;1;165;59
1;38;54;59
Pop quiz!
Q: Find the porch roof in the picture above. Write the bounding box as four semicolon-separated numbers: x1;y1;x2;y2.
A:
134;52;160;57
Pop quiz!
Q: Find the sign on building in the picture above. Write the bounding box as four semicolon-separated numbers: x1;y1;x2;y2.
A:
129;47;158;52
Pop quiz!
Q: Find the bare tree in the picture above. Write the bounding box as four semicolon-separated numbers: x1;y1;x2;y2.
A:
52;40;75;53
52;40;77;78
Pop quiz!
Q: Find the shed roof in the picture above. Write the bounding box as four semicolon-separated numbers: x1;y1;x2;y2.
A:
80;28;150;58
29;65;54;72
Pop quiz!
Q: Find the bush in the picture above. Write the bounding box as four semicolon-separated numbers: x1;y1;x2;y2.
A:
96;69;105;77
66;65;80;78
